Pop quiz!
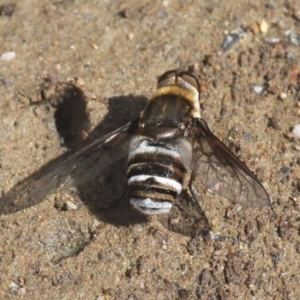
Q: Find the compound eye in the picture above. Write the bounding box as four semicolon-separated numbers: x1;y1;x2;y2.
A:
157;70;200;93
157;70;177;84
179;72;200;92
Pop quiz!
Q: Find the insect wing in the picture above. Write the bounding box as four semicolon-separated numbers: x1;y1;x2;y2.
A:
189;119;270;208
29;121;139;200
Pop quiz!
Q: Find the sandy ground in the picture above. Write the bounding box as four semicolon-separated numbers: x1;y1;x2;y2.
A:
1;0;300;299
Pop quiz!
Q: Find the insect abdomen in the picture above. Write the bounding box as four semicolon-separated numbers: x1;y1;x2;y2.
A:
127;138;187;215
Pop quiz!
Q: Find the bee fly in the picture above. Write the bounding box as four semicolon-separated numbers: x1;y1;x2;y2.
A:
29;70;270;231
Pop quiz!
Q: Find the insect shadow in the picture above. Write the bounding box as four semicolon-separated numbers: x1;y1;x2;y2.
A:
0;83;148;227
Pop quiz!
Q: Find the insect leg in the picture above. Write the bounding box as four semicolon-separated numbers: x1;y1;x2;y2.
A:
184;186;211;240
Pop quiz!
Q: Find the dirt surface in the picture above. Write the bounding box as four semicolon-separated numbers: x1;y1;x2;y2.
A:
1;0;300;299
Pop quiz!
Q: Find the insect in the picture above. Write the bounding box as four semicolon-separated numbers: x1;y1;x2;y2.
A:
27;70;270;234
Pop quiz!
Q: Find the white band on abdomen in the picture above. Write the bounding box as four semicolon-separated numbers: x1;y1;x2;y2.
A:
130;198;173;214
128;140;180;160
128;175;182;194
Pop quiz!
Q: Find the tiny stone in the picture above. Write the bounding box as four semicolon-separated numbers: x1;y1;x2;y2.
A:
134;224;144;232
289;33;300;47
65;200;78;210
9;281;19;292
260;20;269;33
128;32;134;40
0;3;16;16
287;52;297;60
54;63;61;71
284;29;292;36
157;10;168;18
1;78;13;86
221;27;245;51
250;84;266;95
76;77;85;86
92;219;101;228
1;51;16;61
265;37;280;44
292;124;300;139
280;92;287;100
293;144;300;151
249;22;260;35
20;288;26;295
265;3;275;9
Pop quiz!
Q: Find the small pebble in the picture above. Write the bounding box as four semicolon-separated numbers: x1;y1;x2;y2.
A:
293;10;300;21
280;92;287;100
284;29;292;36
265;37;280;44
250;84;266;95
54;63;61;71
249;22;260;35
92;219;101;228
286;52;297;60
65;200;78;210
76;77;85;87
157;10;168;18
265;3;275;9
260;20;269;33
20;288;26;295
134;224;144;232
128;32;134;40
244;133;252;141
280;166;290;174
289;33;300;47
1;51;16;61
1;78;13;86
293;144;300;151
9;281;19;292
292;124;300;139
0;3;16;16
221;27;245;51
